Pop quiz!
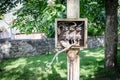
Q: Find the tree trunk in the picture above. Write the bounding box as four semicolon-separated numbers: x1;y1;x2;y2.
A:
105;0;118;69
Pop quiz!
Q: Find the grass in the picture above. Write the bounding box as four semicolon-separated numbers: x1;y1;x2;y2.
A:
0;46;120;80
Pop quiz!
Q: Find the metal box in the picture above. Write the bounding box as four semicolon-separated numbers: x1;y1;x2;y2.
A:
55;18;87;49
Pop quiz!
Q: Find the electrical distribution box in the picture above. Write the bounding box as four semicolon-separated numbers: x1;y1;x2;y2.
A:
55;18;87;49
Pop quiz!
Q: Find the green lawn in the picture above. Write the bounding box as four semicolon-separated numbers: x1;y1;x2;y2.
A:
0;46;120;80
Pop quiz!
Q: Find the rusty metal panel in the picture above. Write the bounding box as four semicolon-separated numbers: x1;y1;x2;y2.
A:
55;18;87;49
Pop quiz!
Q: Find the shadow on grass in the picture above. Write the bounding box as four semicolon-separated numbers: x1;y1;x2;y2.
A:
0;53;67;80
47;66;67;80
93;48;120;80
80;46;120;80
94;67;120;80
1;46;120;80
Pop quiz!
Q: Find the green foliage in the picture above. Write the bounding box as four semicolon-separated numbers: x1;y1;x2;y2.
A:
1;0;106;37
118;6;120;34
80;0;105;36
118;17;120;34
12;0;66;38
10;0;105;37
0;0;23;15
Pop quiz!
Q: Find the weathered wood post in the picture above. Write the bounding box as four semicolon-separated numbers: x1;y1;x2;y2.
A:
67;0;80;80
55;0;87;80
67;0;79;18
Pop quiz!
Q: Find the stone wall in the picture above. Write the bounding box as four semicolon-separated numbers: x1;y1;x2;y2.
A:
88;36;104;48
0;36;105;60
0;39;55;60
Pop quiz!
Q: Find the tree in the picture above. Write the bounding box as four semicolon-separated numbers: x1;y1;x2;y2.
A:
11;0;105;37
80;0;105;36
11;0;66;38
105;0;118;69
0;0;66;37
0;0;23;16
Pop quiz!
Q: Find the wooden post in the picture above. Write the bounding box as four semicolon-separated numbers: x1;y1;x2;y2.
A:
67;0;80;80
67;0;80;18
66;46;80;80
